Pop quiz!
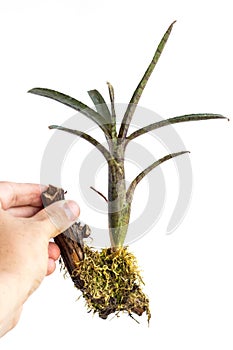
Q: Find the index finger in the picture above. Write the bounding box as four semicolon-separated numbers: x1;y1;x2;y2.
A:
0;182;47;210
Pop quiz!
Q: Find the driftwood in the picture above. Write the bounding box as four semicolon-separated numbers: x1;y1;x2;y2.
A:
41;185;91;289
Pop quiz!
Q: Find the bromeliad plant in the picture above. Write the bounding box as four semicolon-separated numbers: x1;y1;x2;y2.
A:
29;21;227;322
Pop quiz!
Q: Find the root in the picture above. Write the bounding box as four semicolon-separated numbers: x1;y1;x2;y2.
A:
72;245;151;322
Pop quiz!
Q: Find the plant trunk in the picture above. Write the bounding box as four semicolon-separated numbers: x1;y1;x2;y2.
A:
108;143;131;247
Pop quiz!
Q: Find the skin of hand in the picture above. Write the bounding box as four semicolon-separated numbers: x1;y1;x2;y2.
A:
0;182;80;338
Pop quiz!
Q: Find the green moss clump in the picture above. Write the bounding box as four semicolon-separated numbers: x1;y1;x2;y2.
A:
72;246;151;322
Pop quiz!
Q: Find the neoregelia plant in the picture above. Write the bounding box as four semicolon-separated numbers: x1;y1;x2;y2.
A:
29;21;227;322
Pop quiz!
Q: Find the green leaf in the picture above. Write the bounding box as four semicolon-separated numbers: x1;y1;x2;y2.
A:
126;114;228;142
107;82;117;138
28;88;111;138
126;151;189;203
87;89;112;123
49;125;111;161
118;21;176;139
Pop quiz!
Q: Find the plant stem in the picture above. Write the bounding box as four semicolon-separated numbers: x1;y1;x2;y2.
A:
108;142;130;247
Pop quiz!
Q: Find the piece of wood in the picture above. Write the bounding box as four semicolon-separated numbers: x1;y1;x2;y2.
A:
41;184;90;289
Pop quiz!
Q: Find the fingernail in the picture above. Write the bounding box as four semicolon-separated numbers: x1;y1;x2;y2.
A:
63;200;80;221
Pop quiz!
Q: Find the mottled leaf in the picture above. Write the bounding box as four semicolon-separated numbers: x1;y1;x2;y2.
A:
28;88;111;137
119;21;176;139
127;113;228;142
126;151;189;203
88;89;111;123
49;125;111;161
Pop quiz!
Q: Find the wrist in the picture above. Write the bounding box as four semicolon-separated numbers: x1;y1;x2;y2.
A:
0;272;25;337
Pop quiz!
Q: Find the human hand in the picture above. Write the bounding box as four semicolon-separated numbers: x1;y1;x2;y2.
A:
0;182;80;337
0;181;46;218
0;181;71;276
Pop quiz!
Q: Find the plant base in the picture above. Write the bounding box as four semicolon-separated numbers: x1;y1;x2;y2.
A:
72;245;151;322
42;185;150;322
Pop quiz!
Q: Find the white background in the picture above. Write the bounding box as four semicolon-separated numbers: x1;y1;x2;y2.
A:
0;0;232;349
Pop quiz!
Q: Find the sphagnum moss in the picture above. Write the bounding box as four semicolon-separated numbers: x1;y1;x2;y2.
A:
36;21;228;323
72;246;151;322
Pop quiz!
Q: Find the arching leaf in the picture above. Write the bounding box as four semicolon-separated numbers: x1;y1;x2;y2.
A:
126;151;189;203
126;113;228;142
118;21;176;139
88;89;112;123
28;88;111;138
49;125;111;161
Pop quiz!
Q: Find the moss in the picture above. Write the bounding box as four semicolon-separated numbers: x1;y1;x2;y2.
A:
72;245;151;322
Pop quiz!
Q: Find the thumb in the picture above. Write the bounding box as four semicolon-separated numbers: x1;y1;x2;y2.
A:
32;200;80;238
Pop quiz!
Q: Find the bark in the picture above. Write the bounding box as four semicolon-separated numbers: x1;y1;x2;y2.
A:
41;184;91;289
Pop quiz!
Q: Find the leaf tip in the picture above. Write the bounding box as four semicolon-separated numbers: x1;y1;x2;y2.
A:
87;89;96;95
27;87;41;95
48;125;58;130
167;20;177;31
181;150;191;156
215;115;230;122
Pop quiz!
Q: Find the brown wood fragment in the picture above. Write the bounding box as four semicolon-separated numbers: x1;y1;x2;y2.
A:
41;184;90;289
